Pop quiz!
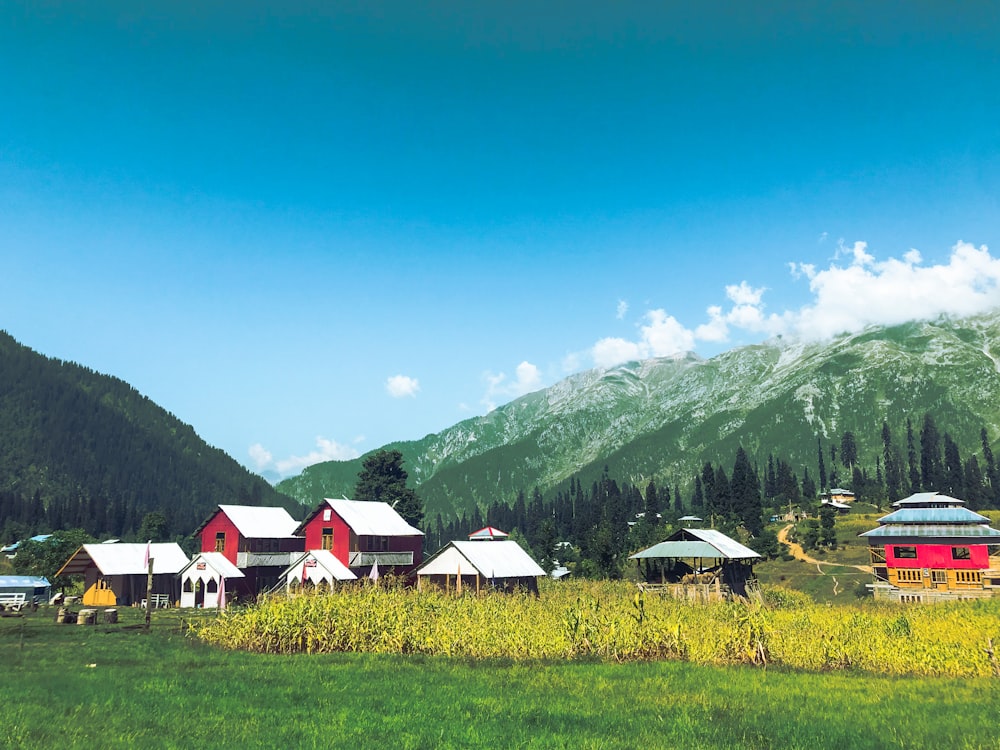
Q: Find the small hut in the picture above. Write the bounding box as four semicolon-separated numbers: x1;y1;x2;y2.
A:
630;528;761;600
0;575;51;608
281;549;358;591
416;528;546;594
56;542;189;607
179;552;245;609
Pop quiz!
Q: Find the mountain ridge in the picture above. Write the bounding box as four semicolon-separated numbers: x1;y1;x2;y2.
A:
278;311;1000;519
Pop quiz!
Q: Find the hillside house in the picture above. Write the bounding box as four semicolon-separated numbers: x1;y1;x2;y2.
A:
295;497;424;579
194;505;304;597
416;528;546;594
860;492;1000;602
56;542;189;607
822;488;856;504
178;551;244;609
630;528;761;600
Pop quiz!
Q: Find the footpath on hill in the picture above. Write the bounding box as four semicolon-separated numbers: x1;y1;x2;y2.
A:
777;524;872;574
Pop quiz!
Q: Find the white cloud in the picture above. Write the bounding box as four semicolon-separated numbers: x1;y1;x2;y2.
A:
248;443;273;471
386;374;420;398
586;239;1000;369
275;436;361;475
481;360;543;411
616;299;629;320
789;240;1000;340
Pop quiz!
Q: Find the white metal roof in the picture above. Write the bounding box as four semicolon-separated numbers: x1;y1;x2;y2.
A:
891;492;965;507
323;498;424;537
417;540;545;578
58;543;189;576
282;550;358;583
178;551;245;582
218;504;301;538
679;528;761;559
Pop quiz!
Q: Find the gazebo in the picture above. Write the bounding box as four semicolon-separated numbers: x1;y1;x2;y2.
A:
630;528;761;600
281;549;358;591
179;552;245;609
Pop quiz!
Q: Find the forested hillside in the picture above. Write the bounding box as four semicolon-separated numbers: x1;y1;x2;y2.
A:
0;331;299;543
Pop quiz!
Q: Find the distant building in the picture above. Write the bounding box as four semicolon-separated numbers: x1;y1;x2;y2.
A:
56;542;188;607
416;527;546;594
860;492;1000;602
295;497;424;579
630;528;761;600
194;505;304;598
821;488;855;504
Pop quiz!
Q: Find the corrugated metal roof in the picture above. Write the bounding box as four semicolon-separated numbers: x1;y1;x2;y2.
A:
417;540;545;578
57;543;189;576
323;498;424;537
892;492;965;507
282;550;357;583
178;552;245;581
877;507;989;525
218;505;301;539
630;541;726;559
680;528;762;559
860;524;1000;538
468;526;509;540
0;575;50;588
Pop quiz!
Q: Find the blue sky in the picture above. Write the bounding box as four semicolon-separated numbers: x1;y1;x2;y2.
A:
2;2;999;479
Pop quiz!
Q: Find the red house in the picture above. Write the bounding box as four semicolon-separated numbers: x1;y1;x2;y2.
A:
861;492;1000;602
296;497;424;578
194;505;304;597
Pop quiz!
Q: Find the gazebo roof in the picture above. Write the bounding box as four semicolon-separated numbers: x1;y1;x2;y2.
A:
468;526;509;541
629;528;761;561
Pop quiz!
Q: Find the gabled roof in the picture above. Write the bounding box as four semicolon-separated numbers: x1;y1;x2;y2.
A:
196;505;301;539
0;575;50;589
630;528;761;561
178;551;245;581
296;498;423;537
282;549;358;583
417;540;545;578
57;543;189;576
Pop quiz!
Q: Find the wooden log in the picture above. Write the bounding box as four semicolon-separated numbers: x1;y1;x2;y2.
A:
104;608;118;624
77;608;96;625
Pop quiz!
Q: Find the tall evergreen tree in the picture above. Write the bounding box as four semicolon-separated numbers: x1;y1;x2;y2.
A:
920;414;944;491
881;421;902;504
840;431;858;469
731;447;763;535
353;449;424;528
817;437;827;491
643;480;659;524
942;433;964;498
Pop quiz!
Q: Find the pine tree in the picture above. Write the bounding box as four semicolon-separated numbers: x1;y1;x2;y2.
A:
840;431;858;469
817;438;827;491
980;428;1000;508
920;414;944;491
942;433;964;498
643;480;659;525
731;447;763;535
353;449;424;528
907;418;921;493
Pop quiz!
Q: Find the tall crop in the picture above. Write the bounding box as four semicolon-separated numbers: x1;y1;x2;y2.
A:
194;580;1000;677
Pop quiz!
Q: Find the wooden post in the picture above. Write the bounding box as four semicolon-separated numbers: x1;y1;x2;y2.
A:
144;557;154;631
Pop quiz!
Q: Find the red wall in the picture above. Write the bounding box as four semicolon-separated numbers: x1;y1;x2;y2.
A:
199;511;243;565
885;543;988;569
300;502;423;570
301;506;353;566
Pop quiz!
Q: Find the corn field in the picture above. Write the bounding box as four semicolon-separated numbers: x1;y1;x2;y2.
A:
194;580;1000;677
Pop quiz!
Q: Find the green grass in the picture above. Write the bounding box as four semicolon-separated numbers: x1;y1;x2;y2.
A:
2;606;998;749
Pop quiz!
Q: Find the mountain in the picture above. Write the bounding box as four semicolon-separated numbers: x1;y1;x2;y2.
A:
278;311;1000;520
0;331;298;542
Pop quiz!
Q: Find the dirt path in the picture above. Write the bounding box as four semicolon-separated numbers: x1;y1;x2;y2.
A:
777;524;872;574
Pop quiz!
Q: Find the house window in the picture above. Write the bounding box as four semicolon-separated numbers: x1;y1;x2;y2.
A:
952;547;971;560
956;570;982;584
931;570;947;584
896;569;921;583
323;508;332;522
893;546;917;559
322;527;334;550
215;532;226;553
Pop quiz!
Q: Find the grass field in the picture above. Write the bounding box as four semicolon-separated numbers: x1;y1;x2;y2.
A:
2;603;999;749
